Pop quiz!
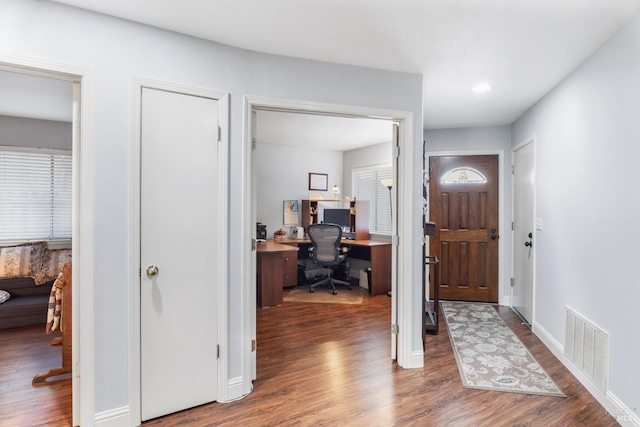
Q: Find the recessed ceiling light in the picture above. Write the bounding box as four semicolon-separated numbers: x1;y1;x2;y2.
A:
472;82;492;93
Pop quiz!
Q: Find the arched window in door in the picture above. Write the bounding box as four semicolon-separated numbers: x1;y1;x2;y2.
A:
440;167;487;184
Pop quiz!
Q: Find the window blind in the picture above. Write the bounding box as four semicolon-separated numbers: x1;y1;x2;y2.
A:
352;164;392;235
0;148;72;241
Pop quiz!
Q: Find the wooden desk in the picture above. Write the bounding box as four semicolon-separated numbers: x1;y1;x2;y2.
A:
278;238;391;296
256;241;299;307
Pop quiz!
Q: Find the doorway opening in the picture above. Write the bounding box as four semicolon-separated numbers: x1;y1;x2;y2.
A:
0;54;95;426
425;150;506;306
244;96;419;393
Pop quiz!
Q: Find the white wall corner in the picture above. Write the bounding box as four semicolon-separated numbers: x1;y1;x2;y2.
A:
500;294;511;307
94;406;130;427
220;376;250;403
533;322;639;427
408;349;425;369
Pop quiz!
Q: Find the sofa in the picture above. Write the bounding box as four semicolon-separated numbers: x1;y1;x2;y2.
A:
0;242;72;330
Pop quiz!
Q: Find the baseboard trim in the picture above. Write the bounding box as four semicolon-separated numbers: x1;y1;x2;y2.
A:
94;406;130;427
220;376;248;403
407;349;424;368
500;294;511;307
533;322;639;427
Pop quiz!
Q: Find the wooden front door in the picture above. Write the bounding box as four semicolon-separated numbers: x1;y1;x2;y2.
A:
429;155;499;302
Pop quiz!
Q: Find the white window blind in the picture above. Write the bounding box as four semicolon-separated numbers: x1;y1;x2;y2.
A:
352;164;392;235
0;148;72;242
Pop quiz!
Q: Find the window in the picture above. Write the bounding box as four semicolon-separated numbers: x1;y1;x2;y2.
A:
441;167;487;184
0;147;72;242
352;164;392;235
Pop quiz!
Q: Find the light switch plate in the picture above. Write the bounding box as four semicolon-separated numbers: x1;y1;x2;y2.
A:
536;218;543;230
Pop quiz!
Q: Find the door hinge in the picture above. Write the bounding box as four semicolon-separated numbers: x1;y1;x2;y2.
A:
251;339;257;352
216;344;220;359
139;268;142;278
217;126;221;142
252;137;257;151
392;235;399;246
510;277;514;287
393;146;400;158
511;164;515;174
391;324;399;335
252;238;256;251
511;221;515;231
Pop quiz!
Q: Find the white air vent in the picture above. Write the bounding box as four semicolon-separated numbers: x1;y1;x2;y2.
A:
565;307;609;393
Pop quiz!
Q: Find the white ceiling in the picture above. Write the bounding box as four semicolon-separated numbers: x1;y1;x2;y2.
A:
50;0;640;130
5;1;640;150
255;110;393;151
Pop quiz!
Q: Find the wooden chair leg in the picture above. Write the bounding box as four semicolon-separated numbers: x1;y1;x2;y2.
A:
32;367;71;384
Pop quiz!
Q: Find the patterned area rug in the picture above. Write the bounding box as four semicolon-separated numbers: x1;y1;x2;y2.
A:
442;302;565;397
283;285;364;304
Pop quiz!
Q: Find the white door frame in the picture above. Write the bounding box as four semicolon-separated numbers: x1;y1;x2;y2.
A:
511;136;536;326
243;95;419;388
0;53;96;426
129;78;229;424
425;149;506;306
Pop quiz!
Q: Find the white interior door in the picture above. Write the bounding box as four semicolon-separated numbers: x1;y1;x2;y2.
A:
141;87;219;421
512;140;535;325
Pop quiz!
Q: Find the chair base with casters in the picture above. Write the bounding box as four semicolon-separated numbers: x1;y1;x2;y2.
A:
309;270;352;295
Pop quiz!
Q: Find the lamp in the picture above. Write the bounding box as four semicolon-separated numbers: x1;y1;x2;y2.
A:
332;184;340;200
381;178;393;298
380;179;393;219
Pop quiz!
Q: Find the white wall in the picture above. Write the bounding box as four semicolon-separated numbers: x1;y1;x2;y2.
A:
423;126;512;301
512;15;640;419
0;0;423;416
256;143;343;237
0;116;72;150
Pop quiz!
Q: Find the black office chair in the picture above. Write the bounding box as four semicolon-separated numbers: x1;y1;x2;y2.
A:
307;223;351;295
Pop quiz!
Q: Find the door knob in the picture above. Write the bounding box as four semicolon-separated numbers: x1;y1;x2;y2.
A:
146;265;159;277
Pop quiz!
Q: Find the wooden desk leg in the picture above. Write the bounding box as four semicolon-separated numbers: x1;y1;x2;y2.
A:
257;252;284;307
369;245;391;296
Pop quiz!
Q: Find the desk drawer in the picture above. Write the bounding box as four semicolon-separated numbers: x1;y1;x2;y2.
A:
283;252;298;287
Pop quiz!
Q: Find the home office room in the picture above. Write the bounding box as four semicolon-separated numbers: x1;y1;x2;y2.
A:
253;107;396;371
254;110;393;296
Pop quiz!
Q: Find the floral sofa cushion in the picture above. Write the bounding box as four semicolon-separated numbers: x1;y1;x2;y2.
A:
34;248;72;285
0;242;46;279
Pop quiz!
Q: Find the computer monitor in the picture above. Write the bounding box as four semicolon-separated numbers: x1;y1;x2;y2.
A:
323;208;351;230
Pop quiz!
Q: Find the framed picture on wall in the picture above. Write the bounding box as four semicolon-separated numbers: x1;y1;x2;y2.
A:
309;173;328;191
283;200;299;226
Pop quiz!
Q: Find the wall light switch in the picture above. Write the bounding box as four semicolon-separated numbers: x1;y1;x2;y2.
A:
536;218;543;230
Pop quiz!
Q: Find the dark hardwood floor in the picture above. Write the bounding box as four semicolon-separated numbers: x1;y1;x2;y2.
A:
0;325;71;427
2;292;619;426
145;293;618;427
